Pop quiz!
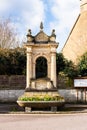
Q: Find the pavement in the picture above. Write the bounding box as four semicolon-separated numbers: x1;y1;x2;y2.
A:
1;103;87;130
0;102;24;113
0;113;87;130
0;102;87;114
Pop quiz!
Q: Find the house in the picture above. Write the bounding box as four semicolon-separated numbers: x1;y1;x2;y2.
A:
62;0;87;64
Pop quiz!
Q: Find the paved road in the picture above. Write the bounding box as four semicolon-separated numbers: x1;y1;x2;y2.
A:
0;113;87;130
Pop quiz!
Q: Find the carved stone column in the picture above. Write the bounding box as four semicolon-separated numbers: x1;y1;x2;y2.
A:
48;62;51;79
51;52;57;88
26;51;32;88
33;63;35;79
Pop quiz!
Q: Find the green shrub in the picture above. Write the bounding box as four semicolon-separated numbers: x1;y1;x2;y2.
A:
0;47;26;75
77;52;87;76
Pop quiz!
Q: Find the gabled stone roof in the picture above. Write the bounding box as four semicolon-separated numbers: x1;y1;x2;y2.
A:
34;31;49;43
26;22;56;44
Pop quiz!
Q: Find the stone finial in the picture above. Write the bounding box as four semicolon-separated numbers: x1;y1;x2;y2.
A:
52;29;55;35
50;29;56;42
27;29;33;42
27;29;32;35
40;22;43;31
51;29;56;38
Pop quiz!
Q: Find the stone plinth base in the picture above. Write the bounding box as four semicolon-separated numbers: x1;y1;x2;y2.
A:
51;106;57;112
29;78;54;90
25;107;31;112
17;100;65;109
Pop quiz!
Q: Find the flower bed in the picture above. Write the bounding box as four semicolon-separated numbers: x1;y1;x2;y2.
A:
18;94;64;102
17;94;65;108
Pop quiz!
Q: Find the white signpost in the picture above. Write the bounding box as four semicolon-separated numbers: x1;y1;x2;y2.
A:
74;79;87;87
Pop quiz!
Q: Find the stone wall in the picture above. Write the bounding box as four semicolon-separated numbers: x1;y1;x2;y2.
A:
0;90;24;102
0;89;86;102
59;89;77;102
0;75;26;89
0;75;72;89
0;75;86;102
58;75;73;88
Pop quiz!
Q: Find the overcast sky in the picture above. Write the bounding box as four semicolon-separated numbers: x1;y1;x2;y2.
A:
0;0;80;51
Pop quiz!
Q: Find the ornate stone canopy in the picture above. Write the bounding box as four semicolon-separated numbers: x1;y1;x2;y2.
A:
26;22;56;43
24;22;58;90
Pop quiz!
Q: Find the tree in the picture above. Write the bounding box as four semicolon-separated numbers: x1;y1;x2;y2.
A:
56;53;66;75
0;48;26;75
64;60;78;79
0;19;19;49
56;53;78;79
77;52;87;76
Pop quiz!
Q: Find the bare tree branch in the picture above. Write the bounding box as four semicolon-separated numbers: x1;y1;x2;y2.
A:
0;19;19;49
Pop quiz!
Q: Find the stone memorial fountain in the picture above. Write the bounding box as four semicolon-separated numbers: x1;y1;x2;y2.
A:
17;22;65;111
